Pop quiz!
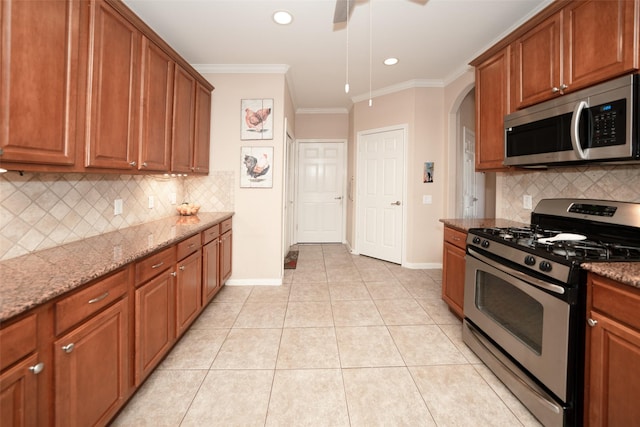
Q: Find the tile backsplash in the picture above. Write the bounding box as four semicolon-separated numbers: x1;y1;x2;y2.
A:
0;171;234;261
497;165;640;223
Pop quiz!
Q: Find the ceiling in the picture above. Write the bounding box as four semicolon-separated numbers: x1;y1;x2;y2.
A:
123;0;552;112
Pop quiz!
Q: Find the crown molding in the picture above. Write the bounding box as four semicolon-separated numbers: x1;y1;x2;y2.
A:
193;64;290;74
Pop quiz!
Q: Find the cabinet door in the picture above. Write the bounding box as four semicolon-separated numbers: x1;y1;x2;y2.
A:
0;353;40;427
85;0;139;170
193;82;212;174
54;298;128;427
176;250;202;338
513;12;562;109
587;311;640;426
202;239;220;305
171;65;196;173
135;271;174;386
475;47;511;171
139;37;174;172
0;0;80;165
220;230;232;285
563;0;639;91
441;241;465;318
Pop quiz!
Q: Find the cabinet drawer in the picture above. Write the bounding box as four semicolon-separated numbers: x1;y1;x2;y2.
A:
591;274;640;332
444;226;467;250
0;313;37;371
220;218;232;234
202;224;220;245
55;268;129;335
135;246;176;286
177;234;200;261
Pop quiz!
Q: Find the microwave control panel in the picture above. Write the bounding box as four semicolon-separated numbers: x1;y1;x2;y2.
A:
590;99;626;147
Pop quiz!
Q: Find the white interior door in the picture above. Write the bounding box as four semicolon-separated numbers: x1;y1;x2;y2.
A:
357;128;404;264
462;127;485;218
284;132;295;251
296;142;345;243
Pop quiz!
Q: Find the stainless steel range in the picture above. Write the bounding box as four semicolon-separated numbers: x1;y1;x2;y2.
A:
462;199;640;427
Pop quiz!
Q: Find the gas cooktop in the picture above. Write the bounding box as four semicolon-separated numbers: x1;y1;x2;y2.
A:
472;226;640;263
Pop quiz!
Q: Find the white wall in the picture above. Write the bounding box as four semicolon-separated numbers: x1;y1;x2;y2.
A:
204;72;292;284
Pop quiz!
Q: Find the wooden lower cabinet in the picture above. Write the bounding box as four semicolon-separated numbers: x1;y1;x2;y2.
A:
220;229;233;285
0;353;40;426
202;236;220;304
176;250;202;338
54;298;128;426
134;271;175;386
585;273;640;426
441;226;467;318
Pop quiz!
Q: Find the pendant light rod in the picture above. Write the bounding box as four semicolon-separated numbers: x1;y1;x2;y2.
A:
368;0;373;107
344;0;350;94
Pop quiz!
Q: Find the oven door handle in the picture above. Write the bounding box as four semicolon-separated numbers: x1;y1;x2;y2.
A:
468;248;565;295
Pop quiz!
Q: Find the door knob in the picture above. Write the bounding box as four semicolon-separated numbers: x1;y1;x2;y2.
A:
390;201;401;206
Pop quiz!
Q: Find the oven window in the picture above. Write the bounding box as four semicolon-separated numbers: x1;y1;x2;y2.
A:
476;271;543;354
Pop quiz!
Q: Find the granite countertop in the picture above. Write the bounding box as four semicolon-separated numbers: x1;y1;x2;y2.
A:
440;217;640;290
439;218;527;232
0;212;233;323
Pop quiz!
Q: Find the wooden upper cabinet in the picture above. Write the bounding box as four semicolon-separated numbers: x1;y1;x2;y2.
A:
474;47;511;171
563;0;639;91
139;37;174;172
193;82;212;174
171;65;196;173
85;0;140;170
513;12;562;110
0;0;81;166
513;0;639;110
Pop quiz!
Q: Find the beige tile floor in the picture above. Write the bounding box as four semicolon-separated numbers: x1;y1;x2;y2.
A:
112;244;542;426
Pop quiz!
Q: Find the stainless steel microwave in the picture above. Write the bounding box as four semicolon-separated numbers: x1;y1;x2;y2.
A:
504;74;639;167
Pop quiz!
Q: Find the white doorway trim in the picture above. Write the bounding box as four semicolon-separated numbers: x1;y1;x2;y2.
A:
295;139;348;244
353;124;408;265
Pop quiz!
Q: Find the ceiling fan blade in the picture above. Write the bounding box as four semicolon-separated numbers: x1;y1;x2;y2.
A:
333;0;354;24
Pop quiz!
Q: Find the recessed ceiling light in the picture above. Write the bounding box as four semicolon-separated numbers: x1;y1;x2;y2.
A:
273;10;293;25
383;57;399;66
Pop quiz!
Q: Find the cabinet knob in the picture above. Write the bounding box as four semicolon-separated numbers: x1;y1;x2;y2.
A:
142;162;148;168
551;87;560;93
587;318;598;327
171;271;177;277
560;84;568;91
29;362;44;375
62;343;75;353
129;161;137;167
179;265;186;271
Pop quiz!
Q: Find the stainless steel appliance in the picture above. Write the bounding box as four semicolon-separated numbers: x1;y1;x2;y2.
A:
463;199;640;426
504;74;639;167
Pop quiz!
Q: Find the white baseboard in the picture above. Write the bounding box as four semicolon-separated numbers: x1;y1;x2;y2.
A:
402;262;443;270
224;278;283;286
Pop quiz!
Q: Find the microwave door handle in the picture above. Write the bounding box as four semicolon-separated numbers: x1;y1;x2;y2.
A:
571;100;588;159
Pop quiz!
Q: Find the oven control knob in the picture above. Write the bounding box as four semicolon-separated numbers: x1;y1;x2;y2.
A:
472;237;481;245
539;261;552;272
481;240;490;248
524;255;536;266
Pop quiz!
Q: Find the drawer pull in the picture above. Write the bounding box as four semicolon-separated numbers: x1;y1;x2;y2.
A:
151;261;164;269
188;243;196;248
88;291;109;304
62;343;75;354
29;362;44;375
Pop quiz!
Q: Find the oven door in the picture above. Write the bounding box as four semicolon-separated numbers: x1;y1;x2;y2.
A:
464;249;571;401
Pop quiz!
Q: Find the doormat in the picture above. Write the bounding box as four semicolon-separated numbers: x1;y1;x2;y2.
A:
284;250;299;269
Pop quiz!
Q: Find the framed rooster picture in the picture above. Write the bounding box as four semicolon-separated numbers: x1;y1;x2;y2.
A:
241;99;274;140
240;146;273;188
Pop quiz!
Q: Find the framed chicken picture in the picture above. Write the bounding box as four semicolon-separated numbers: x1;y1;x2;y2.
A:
241;99;274;140
240;146;273;188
